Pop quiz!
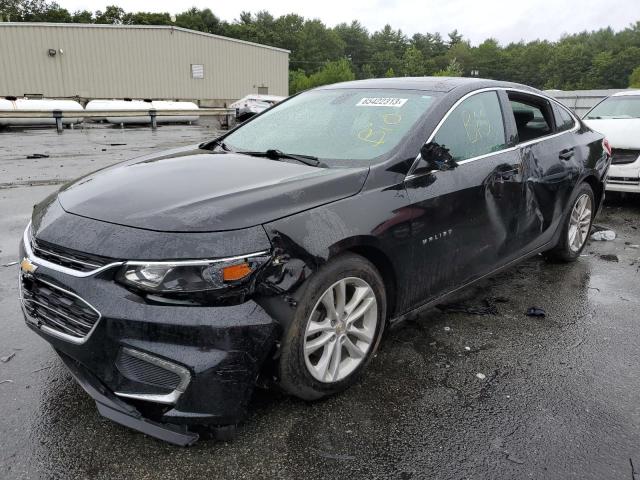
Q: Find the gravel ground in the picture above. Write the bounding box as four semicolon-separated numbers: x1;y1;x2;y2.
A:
0;122;638;479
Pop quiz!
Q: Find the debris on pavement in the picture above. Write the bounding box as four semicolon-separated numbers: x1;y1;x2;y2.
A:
476;373;486;380
599;254;619;262
526;307;546;317
26;153;49;159
465;346;471;351
443;326;451;332
0;353;15;363
590;230;616;241
2;261;18;267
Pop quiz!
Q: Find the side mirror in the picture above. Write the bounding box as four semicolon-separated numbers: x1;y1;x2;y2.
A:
416;142;458;174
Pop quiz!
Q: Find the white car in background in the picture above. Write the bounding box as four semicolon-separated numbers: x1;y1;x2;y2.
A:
583;91;640;194
230;94;285;122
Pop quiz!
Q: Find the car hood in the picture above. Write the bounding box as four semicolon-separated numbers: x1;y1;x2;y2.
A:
57;147;369;232
583;118;640;149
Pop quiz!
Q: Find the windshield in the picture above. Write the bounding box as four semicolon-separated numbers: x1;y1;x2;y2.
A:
223;88;439;165
585;96;640;119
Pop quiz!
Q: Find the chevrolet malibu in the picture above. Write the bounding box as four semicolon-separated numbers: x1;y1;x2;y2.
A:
18;78;610;445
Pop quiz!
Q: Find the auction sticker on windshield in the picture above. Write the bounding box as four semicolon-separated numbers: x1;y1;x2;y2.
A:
356;97;408;107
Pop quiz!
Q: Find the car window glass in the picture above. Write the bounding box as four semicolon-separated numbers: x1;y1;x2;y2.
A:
555;105;575;132
431;91;506;162
510;99;552;142
584;96;640;119
224;89;439;164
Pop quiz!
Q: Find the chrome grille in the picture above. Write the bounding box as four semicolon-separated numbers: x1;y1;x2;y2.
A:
611;148;640;165
20;275;100;342
30;237;112;273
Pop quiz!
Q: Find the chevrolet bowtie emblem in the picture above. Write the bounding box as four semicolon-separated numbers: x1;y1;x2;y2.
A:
20;257;38;274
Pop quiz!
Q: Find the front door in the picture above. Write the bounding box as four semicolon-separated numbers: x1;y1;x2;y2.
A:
404;90;524;307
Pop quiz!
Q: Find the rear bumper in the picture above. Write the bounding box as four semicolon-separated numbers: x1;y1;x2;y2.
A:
19;237;280;441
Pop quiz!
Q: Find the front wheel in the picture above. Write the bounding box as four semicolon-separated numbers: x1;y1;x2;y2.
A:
278;253;386;401
545;182;595;262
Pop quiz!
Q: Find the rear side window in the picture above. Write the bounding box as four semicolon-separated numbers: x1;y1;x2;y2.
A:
508;93;554;143
554;104;576;132
432;91;506;161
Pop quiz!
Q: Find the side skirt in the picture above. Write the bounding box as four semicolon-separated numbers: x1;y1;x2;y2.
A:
388;240;553;328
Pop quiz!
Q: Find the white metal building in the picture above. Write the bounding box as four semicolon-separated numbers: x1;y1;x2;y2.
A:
0;23;289;106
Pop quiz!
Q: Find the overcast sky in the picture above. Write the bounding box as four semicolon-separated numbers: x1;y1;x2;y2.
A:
55;0;640;45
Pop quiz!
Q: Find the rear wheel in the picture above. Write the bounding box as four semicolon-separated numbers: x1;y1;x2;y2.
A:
278;254;386;400
545;182;595;262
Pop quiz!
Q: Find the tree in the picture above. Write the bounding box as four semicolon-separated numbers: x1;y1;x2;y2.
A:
71;9;93;23
402;45;425;76
289;69;310;93
473;38;502;79
447;29;463;47
289;58;355;93
630;66;640;88
0;0;21;21
334;21;371;78
122;11;172;26
370;25;407;76
174;8;222;34
434;57;463;77
94;5;124;24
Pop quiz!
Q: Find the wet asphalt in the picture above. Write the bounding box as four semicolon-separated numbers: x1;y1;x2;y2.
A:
1;122;639;479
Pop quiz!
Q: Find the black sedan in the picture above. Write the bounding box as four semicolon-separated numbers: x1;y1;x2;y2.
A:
18;77;610;445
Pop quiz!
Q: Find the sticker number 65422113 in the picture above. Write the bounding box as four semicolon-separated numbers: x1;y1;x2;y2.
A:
356;98;408;107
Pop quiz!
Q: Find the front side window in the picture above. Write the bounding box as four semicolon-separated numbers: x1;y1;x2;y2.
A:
223;88;439;165
432;91;506;161
584;95;640;119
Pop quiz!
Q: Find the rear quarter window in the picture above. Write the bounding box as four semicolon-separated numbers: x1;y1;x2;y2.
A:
554;104;576;132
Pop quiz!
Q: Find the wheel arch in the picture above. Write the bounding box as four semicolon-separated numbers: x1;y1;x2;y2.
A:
581;174;604;210
328;237;398;319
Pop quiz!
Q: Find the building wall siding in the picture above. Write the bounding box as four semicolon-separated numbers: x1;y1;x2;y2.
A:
0;23;289;103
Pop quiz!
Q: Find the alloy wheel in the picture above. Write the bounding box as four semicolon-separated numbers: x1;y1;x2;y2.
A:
303;277;378;383
568;193;593;253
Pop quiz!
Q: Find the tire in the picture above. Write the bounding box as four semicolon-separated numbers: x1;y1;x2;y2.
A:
544;182;595;262
278;253;387;401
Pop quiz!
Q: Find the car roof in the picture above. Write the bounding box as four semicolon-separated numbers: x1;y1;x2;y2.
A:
612;90;640;97
316;76;542;94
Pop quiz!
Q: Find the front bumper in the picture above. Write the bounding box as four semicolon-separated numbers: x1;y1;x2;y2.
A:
18;237;280;444
605;163;640;193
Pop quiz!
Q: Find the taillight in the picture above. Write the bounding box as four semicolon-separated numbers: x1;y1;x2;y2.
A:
603;138;612;157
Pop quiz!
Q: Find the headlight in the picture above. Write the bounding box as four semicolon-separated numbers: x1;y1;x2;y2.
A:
117;252;270;293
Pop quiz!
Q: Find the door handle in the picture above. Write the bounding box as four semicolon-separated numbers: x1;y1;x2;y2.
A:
497;168;518;181
559;148;574;160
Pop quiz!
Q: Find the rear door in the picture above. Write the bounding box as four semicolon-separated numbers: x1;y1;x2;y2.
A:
403;89;524;306
504;91;581;254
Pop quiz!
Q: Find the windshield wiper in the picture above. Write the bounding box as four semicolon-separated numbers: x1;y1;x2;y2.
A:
241;149;326;168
